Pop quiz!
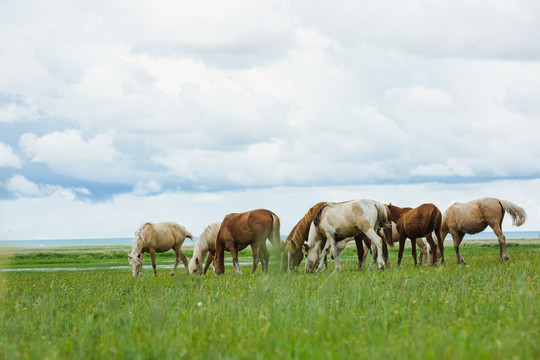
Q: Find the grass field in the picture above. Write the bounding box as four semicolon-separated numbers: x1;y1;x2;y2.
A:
0;242;538;359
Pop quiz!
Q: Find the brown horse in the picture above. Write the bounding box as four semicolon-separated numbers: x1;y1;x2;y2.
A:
128;222;191;277
442;197;526;264
188;222;263;275
284;202;327;271
386;203;445;266
213;209;281;275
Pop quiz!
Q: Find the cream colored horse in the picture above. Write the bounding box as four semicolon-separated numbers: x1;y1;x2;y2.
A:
128;222;191;277
305;199;390;272
442;197;526;264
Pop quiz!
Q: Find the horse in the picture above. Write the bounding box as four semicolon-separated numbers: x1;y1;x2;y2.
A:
284;202;328;271
283;202;374;271
213;209;281;275
187;222;261;275
442;197;526;264
386;203;445;266
304;199;391;272
127;222;191;277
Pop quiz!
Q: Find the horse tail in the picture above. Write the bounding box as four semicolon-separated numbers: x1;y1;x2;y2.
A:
269;212;281;248
374;202;391;231
313;203;329;227
499;200;527;227
185;230;193;240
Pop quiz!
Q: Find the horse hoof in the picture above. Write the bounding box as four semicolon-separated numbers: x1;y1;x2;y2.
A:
169;273;175;277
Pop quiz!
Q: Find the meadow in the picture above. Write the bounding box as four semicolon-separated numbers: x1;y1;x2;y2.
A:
0;243;538;359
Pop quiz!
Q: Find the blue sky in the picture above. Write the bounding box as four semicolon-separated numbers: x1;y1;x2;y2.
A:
1;0;540;240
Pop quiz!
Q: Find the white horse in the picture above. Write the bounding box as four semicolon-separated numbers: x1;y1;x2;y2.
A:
188;222;221;275
128;222;191;277
305;199;390;272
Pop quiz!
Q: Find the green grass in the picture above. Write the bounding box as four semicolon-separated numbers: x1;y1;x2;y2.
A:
0;244;538;359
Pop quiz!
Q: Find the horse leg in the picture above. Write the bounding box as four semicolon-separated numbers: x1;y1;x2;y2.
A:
250;243;260;274
317;237;331;272
150;250;158;277
425;234;437;266
416;238;427;266
354;236;364;270
491;223;509;261
328;234;341;272
397;233;406;267
203;252;214;274
260;244;270;273
365;229;385;270
171;246;189;276
411;238;418;267
450;230;466;264
230;243;242;275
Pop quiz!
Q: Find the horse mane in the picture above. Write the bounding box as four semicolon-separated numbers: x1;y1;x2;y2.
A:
196;222;221;252
313;203;329;227
131;222;153;254
286;202;327;255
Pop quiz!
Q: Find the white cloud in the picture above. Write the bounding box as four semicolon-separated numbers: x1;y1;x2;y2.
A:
1;179;539;240
2;175;90;199
132;180;162;196
18;130;133;182
0;143;22;168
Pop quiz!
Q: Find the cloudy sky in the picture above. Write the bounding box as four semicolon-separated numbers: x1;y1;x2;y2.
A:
1;0;540;240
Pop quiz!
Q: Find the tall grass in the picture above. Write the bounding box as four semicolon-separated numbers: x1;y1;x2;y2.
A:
0;244;538;359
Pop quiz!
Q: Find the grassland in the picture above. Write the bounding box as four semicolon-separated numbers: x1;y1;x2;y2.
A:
0;242;538;359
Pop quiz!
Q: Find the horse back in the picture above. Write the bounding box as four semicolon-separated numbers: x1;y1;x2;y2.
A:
400;203;441;238
219;209;276;245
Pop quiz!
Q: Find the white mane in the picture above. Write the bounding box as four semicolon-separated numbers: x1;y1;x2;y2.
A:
188;222;221;273
130;222;152;255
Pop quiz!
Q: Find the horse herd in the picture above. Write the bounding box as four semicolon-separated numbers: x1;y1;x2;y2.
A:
127;197;527;277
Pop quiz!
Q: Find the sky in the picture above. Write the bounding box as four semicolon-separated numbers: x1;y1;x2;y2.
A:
1;0;540;240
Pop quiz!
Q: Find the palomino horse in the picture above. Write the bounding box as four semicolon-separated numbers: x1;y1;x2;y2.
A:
188;222;261;275
386;203;445;266
128;222;191;277
305;199;391;272
442;197;526;263
213;209;281;275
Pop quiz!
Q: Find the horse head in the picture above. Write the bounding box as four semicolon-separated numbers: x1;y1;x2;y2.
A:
188;256;204;276
127;252;143;277
304;241;320;273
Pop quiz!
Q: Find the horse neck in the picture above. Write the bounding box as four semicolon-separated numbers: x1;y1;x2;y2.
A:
130;227;146;256
386;205;399;222
192;241;209;263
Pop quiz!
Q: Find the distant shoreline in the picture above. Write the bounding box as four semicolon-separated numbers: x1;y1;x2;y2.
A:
1;230;539;248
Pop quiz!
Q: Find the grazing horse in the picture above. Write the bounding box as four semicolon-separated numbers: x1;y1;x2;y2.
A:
386;203;445;266
188;222;260;275
284;202;327;271
305;199;391;272
442;197;526;264
128;222;191;277
213;209;281;275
